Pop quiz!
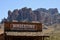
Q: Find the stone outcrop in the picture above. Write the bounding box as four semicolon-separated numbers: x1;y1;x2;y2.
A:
1;7;60;26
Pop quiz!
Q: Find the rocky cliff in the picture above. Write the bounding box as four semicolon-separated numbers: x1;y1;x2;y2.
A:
1;7;60;26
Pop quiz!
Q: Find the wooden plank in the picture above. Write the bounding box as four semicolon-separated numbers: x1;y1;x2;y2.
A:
4;22;42;32
0;34;4;40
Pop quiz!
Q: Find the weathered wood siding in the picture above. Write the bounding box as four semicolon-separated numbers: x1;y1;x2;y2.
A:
4;22;42;32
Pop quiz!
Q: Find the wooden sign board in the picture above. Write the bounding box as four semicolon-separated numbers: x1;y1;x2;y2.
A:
4;22;42;32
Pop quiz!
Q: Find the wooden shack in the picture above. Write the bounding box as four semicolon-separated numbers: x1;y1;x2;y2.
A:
4;22;49;40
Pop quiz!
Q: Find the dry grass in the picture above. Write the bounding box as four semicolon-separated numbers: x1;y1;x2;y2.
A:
0;29;4;34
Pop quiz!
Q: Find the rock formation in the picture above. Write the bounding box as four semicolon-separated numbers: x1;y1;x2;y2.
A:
1;7;60;26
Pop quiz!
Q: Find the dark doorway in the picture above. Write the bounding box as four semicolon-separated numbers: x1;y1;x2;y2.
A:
5;36;42;40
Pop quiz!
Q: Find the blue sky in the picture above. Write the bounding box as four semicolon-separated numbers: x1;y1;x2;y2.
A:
0;0;60;22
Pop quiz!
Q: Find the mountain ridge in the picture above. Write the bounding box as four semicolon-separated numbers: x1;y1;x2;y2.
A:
1;7;60;26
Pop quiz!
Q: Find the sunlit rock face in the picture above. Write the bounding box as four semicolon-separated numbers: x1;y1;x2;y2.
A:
1;7;60;26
